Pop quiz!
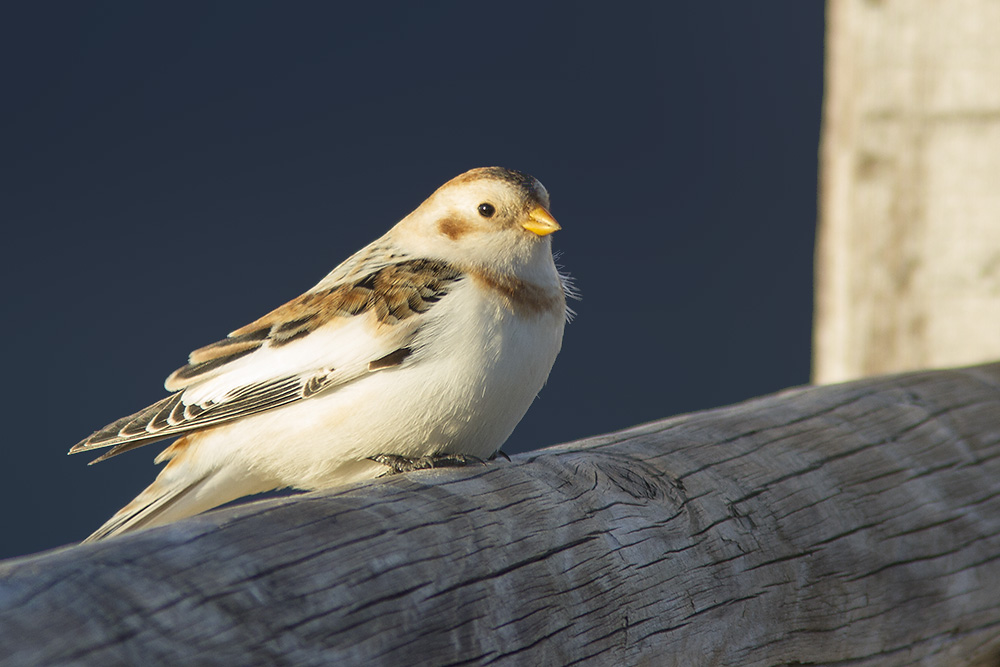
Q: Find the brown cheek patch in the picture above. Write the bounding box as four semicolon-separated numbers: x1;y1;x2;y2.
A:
437;218;472;241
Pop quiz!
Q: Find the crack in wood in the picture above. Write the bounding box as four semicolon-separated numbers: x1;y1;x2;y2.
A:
2;365;1000;664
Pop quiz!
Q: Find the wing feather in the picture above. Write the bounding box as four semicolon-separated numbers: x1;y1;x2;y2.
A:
74;373;338;464
164;258;463;391
71;257;465;464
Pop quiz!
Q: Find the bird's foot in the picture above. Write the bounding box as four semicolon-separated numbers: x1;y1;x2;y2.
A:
489;449;511;461
370;453;487;476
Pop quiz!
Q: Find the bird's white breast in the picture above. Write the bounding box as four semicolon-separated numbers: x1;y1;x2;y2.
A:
189;274;565;490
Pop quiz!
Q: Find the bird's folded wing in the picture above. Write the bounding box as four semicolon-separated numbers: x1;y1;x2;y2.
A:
70;365;365;464
165;257;463;391
70;257;466;464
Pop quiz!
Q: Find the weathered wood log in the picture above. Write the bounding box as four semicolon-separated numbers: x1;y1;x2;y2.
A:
2;364;1000;666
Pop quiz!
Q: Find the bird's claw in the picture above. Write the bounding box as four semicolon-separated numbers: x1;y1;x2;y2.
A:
370;453;487;475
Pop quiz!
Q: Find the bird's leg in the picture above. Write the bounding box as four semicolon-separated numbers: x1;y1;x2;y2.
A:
370;453;487;476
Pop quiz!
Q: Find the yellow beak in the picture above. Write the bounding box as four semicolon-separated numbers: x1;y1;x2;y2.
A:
522;206;561;236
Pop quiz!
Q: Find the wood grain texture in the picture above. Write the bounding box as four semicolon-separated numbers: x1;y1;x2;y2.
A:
2;364;1000;665
815;0;1000;383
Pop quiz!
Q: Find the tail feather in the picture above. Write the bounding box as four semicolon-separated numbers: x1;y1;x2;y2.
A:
83;450;277;543
83;472;214;543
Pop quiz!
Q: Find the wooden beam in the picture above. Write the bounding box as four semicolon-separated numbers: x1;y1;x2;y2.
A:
815;0;1000;383
2;364;1000;665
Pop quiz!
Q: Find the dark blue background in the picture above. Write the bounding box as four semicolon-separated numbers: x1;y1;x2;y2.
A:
2;2;824;558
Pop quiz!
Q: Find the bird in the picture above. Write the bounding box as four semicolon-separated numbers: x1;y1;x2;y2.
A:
70;166;570;542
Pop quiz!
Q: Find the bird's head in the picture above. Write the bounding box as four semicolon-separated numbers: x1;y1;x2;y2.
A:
394;167;561;273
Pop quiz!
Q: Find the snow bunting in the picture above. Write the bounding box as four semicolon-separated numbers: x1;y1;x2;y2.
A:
71;167;569;541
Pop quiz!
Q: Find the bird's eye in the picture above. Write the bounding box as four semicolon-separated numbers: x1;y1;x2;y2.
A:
477;203;496;218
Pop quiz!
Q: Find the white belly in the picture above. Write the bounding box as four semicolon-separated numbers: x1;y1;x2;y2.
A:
190;278;565;489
